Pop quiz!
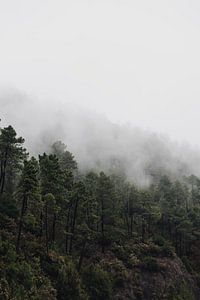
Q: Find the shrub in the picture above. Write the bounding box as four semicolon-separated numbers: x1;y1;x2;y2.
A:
142;257;160;272
42;254;86;300
153;235;165;247
57;259;86;300
129;254;140;267
99;258;129;288
0;279;10;300
182;256;193;273
82;265;112;300
6;261;35;290
161;243;175;258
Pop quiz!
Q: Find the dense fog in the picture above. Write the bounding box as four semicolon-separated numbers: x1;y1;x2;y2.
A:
1;89;200;186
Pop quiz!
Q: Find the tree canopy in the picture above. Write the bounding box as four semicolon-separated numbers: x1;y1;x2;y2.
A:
1;123;200;299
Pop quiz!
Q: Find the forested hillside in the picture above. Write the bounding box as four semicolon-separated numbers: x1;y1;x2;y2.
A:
1;124;200;299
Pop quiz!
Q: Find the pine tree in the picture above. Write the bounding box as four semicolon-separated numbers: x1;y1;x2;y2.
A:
16;157;40;253
0;125;26;195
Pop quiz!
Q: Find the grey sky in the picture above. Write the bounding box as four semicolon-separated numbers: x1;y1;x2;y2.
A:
1;0;200;145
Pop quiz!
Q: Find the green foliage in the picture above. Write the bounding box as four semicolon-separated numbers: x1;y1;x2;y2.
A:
0;279;10;300
0;194;18;218
161;243;175;258
1;123;200;299
153;235;166;246
142;256;161;272
42;253;86;300
0;239;16;263
57;259;86;300
51;141;77;173
0;125;27;195
6;261;35;289
82;265;112;300
99;258;129;288
168;283;195;300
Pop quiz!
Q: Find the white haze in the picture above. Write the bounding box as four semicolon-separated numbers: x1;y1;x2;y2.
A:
1;1;200;184
1;89;200;186
1;1;200;145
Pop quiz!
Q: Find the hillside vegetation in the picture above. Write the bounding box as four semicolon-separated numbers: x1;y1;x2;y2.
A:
1;124;200;299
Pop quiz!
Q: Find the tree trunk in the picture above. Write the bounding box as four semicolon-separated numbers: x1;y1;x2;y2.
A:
16;195;27;253
77;239;87;272
0;149;8;194
101;197;105;254
39;212;43;240
65;203;72;254
45;202;49;254
52;213;56;244
69;196;79;255
130;215;133;236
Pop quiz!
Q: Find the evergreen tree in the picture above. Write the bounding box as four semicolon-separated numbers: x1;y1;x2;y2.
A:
16;157;40;252
0;125;26;195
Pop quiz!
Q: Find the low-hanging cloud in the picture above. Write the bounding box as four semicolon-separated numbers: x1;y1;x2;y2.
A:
1;88;200;186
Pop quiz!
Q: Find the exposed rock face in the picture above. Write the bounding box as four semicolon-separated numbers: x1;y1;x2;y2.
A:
134;257;199;300
96;250;200;300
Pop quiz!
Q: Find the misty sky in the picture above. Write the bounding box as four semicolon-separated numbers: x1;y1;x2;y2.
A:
1;0;200;145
